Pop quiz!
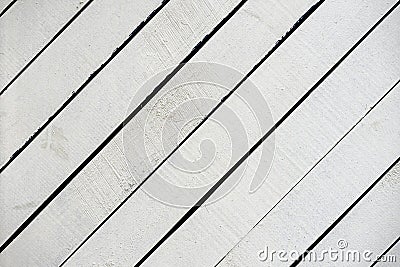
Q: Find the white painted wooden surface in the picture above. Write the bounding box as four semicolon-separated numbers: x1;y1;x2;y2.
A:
0;0;162;166
0;0;245;247
306;162;400;266
220;88;400;266
217;85;400;267
135;7;400;266
0;0;90;89
1;0;398;266
0;0;318;264
0;1;14;15
63;1;400;266
379;240;400;266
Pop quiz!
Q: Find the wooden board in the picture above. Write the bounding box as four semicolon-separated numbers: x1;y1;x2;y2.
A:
0;0;15;15
378;239;400;266
305;162;400;266
0;0;162;165
0;0;247;244
21;1;398;266
0;0;91;89
1;0;398;266
217;86;400;267
0;0;319;264
135;7;400;266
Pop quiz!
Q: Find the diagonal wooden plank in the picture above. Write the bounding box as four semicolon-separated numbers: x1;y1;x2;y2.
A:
58;1;399;266
0;0;16;17
0;0;319;265
374;237;400;266
216;78;400;266
302;162;400;266
0;0;96;96
138;6;400;266
0;0;164;167
0;0;254;260
0;0;91;89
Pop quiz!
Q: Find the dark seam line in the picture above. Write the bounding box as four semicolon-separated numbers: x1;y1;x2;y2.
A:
0;0;17;18
214;255;226;267
371;236;400;266
58;1;325;265
214;78;400;267
0;0;95;96
0;0;170;173
134;2;399;265
291;157;400;266
0;0;246;256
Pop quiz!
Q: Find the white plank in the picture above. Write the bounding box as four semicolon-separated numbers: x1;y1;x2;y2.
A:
61;1;400;266
0;0;246;241
303;162;400;266
139;7;400;267
216;87;400;267
0;0;14;15
0;0;90;88
0;0;162;166
0;0;320;265
377;239;400;266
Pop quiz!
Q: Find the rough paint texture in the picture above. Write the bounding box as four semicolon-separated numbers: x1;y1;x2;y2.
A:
0;0;399;266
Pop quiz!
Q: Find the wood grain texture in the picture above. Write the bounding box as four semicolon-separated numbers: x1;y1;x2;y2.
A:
59;1;399;266
138;6;400;267
0;0;162;166
0;0;90;88
217;85;400;267
0;0;262;264
1;1;398;266
304;162;400;266
0;0;319;265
